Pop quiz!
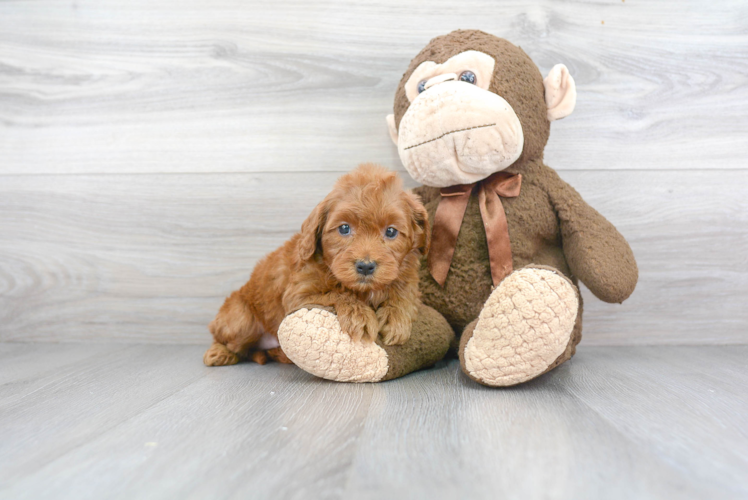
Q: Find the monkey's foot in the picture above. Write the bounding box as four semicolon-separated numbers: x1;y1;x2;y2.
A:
277;308;389;383
459;267;579;386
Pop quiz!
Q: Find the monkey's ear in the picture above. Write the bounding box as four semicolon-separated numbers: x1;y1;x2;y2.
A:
386;114;399;145
544;64;576;121
298;200;327;262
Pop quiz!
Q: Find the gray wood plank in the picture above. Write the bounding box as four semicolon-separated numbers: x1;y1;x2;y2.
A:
0;346;374;500
560;346;748;498
637;345;748;389
1;170;746;345
343;356;737;500
0;342;114;390
0;344;746;500
344;348;747;500
0;344;206;483
0;0;746;175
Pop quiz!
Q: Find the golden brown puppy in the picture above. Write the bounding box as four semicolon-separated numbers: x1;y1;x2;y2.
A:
203;164;430;367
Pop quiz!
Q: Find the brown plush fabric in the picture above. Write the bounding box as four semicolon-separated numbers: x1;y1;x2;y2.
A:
399;30;637;384
280;30;637;386
377;302;454;381
413;185;494;333
428;172;522;287
278;301;453;382
414;159;637;334
457;318;480;380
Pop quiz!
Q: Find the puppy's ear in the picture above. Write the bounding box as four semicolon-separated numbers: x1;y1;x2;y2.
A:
298;200;328;262
403;191;430;256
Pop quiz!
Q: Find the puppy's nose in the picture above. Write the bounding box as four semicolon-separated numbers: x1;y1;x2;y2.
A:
355;260;377;277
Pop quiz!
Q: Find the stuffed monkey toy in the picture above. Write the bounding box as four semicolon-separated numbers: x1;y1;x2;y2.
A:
278;30;638;386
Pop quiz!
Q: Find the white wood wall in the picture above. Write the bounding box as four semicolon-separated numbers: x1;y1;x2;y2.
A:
1;0;746;345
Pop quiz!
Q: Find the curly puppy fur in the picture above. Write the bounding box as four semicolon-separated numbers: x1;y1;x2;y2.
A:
204;164;430;367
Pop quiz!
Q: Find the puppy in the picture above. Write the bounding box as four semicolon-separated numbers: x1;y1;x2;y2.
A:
203;163;430;367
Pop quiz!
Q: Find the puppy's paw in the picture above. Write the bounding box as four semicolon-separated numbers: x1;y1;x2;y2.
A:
266;347;294;364
204;343;239;366
377;307;412;346
337;303;379;343
250;350;268;365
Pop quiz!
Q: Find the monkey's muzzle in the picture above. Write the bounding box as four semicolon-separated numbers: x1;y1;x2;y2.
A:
397;81;524;188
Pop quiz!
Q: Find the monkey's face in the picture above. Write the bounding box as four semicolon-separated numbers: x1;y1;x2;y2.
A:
395;50;523;187
387;32;576;188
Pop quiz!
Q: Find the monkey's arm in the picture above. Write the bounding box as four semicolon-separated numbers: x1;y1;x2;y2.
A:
544;170;638;303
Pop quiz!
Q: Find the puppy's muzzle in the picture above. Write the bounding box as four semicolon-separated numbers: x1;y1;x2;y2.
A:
355;260;377;277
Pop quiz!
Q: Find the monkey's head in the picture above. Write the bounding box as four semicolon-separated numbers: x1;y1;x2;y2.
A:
387;30;576;188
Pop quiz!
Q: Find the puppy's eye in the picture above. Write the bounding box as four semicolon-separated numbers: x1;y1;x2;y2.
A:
417;80;427;93
459;71;476;85
338;224;351;236
384;227;398;239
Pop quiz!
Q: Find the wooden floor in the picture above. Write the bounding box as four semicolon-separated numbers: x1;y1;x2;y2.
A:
0;343;746;500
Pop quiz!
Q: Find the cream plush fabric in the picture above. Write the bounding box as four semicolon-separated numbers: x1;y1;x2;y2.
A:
278;308;389;383
397;81;524;188
464;268;579;386
543;64;577;122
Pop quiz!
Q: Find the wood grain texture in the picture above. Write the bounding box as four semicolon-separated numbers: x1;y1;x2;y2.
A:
1;169;746;345
0;0;747;174
0;343;746;500
0;0;746;346
346;347;748;500
0;344;205;486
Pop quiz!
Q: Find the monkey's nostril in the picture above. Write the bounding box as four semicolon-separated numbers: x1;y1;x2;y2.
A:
355;260;377;277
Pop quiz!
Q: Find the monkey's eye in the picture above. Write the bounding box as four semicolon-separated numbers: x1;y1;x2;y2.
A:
459;71;477;85
338;224;351;236
417;80;427;93
384;227;399;239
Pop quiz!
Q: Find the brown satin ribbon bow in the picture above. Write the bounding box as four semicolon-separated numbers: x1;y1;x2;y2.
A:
428;171;522;287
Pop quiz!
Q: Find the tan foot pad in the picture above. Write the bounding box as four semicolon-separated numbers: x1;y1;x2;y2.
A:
464;267;579;386
277;308;389;383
